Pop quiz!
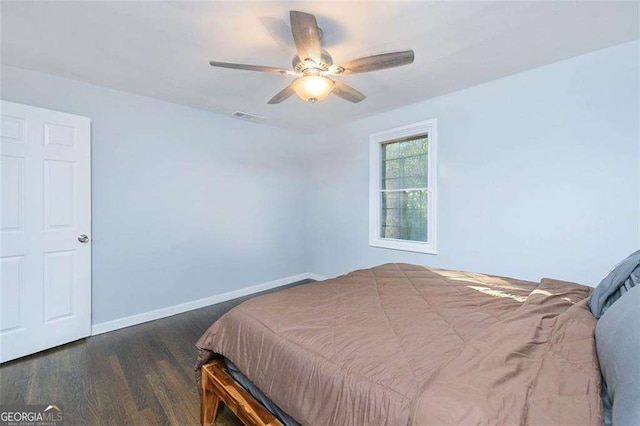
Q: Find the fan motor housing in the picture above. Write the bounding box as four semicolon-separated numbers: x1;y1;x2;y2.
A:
292;50;333;73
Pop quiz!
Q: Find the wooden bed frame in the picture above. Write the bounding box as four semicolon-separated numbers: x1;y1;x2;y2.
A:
200;359;284;426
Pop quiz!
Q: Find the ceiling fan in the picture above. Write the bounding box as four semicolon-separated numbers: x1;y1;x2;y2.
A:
209;11;415;104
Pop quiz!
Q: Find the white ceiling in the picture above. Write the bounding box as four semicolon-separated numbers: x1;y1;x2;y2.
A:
2;1;638;132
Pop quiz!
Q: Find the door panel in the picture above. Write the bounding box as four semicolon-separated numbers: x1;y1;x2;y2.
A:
44;160;75;229
43;250;75;322
0;256;23;332
0;100;91;363
0;115;26;144
0;156;24;232
44;122;76;149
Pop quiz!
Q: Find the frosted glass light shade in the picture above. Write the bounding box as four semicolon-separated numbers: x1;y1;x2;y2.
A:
292;76;335;103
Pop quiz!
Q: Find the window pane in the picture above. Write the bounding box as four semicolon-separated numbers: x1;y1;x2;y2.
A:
383;142;401;160
380;190;428;242
381;136;428;190
383;178;404;190
404;138;428;156
383;159;401;180
403;175;428;188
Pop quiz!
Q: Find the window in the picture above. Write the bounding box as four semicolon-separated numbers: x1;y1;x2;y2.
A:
369;119;437;254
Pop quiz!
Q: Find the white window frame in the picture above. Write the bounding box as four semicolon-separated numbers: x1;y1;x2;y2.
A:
369;118;438;254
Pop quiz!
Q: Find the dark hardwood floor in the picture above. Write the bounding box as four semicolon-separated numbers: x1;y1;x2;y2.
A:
0;280;313;425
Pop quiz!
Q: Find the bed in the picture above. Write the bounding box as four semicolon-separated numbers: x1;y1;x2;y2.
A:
196;263;610;425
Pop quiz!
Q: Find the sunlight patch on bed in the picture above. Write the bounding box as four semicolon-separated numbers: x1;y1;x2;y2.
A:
532;289;553;297
467;285;527;302
447;275;525;291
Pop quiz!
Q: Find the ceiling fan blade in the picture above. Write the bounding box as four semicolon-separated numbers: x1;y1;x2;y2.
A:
268;84;295;104
338;50;415;75
289;10;322;63
259;17;295;53
332;80;366;103
209;61;290;75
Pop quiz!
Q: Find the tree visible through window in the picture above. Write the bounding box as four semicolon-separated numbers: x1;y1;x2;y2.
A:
380;136;429;242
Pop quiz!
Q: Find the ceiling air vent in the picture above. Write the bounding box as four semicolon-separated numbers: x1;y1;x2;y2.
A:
231;111;264;123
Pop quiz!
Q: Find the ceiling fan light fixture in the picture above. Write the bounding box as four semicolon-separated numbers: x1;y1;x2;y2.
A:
303;58;317;69
291;75;334;103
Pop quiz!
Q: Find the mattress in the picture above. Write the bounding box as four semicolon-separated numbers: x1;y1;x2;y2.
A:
225;358;298;425
196;263;603;425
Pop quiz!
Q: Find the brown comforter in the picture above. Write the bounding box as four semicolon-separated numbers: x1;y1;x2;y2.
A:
196;263;602;425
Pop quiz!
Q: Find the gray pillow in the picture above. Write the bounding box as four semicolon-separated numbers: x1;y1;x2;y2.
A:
589;250;640;318
595;284;640;426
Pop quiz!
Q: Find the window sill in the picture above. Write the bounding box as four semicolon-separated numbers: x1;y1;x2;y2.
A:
369;238;438;255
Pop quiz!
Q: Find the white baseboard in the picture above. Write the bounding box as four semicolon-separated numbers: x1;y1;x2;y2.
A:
91;272;327;336
303;273;327;282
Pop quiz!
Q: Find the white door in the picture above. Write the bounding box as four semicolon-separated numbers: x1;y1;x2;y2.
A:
0;101;91;363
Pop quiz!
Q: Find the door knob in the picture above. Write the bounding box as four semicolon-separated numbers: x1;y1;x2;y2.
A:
78;234;90;243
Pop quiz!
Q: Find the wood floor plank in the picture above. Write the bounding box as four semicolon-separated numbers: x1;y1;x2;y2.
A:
108;354;141;418
0;279;312;425
146;366;184;425
157;358;200;424
117;339;166;416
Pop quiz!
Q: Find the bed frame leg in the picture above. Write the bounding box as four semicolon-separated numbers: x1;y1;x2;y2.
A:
200;360;283;426
201;371;220;426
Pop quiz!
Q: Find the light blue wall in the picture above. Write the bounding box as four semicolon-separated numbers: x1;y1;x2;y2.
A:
1;66;310;324
306;41;639;286
3;40;637;328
